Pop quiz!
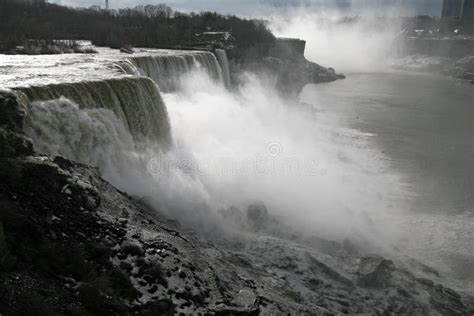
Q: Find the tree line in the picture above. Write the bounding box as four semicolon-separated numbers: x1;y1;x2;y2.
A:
0;1;275;59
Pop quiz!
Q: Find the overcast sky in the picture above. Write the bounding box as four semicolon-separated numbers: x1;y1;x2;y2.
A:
49;0;443;17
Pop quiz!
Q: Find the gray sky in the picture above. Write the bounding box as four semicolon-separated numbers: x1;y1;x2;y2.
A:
49;0;443;17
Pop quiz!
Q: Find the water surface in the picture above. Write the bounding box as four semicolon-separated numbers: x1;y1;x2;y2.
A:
302;72;474;292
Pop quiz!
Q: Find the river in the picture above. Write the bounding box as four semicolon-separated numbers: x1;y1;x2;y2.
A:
302;71;474;292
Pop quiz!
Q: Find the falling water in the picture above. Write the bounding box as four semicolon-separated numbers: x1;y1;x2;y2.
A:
121;51;226;92
16;77;171;148
214;49;232;89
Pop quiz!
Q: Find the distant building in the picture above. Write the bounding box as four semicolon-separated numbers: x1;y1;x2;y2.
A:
463;0;474;21
442;0;474;21
442;0;462;18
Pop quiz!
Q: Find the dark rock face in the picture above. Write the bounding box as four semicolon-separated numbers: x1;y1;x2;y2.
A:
357;256;395;288
0;128;34;158
0;91;27;132
227;37;344;94
0;91;33;158
269;38;307;60
265;38;345;93
258;55;344;94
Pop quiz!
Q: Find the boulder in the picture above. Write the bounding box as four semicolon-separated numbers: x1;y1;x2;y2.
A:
357;256;395;288
0;128;33;158
0;91;27;132
234;289;257;308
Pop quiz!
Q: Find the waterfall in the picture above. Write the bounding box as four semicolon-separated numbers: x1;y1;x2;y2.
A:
215;49;231;89
25;97;137;168
121;51;226;92
15;77;171;148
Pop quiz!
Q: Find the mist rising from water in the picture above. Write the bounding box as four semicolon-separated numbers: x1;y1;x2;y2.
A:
158;69;407;243
269;11;402;72
25;67;406;245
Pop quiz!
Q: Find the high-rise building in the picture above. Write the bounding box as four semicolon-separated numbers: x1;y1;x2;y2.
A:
442;0;463;18
442;0;474;21
462;0;474;21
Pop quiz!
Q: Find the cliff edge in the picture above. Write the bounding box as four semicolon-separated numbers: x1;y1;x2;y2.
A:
242;38;345;94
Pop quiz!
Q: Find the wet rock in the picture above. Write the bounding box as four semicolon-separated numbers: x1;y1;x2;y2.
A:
53;156;75;169
118;218;128;225
119;261;133;272
258;56;344;95
234;289;257;308
416;277;434;287
148;285;158;294
140;299;176;315
0;91;27;132
444;287;461;300
306;236;346;255
141;264;168;287
357;256;395;288
305;278;324;290
275;256;298;270
306;254;353;287
121;242;144;257
0;221;17;272
0;128;33;158
397;287;411;298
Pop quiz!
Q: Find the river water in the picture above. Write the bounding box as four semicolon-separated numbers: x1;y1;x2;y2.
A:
301;72;474;292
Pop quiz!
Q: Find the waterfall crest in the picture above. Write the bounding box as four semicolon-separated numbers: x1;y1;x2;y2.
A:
15;77;171;148
121;51;226;91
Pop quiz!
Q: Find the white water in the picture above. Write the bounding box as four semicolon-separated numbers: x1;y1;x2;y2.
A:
160;69;406;241
122;50;226;92
17;77;171;147
25;98;140;184
215;49;232;89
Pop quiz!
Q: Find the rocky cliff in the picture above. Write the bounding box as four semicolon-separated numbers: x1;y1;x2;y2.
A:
1;90;473;315
223;37;345;94
253;38;344;94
